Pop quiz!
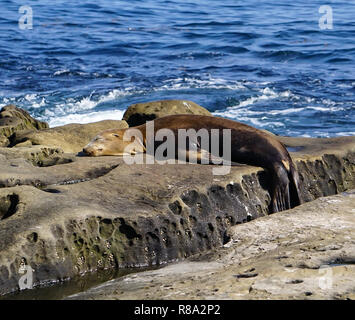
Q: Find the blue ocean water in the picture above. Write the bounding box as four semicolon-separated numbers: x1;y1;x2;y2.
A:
0;0;354;137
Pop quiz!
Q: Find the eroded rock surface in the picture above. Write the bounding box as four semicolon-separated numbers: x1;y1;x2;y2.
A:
67;191;355;300
122;100;211;126
0;146;75;167
12;120;128;153
0;133;354;295
0;105;48;147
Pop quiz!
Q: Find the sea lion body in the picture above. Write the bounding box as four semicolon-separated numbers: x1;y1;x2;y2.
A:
83;114;302;213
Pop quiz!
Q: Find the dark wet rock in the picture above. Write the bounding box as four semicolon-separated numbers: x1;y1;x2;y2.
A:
0;133;354;295
67;191;355;300
12;120;128;153
0;105;48;146
122;100;211;126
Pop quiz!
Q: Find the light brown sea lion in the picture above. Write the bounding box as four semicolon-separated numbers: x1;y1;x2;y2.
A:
83;114;302;213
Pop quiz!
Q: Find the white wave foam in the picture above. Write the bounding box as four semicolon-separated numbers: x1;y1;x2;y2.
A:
1;95;46;109
214;102;344;121
307;106;344;112
0;97;12;107
48;109;125;127
24;93;37;101
232;87;279;109
213;112;284;129
336;132;355;136
24;94;46;108
305;97;315;103
213;87;281;118
31;98;46;108
213;84;346;122
268;107;305;115
53;69;70;76
213;108;262;118
159;77;246;91
245;117;284;128
52;89;133;116
300;131;331;138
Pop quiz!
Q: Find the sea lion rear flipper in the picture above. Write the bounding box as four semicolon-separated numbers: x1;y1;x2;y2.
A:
289;163;303;207
272;183;289;213
271;160;302;213
271;164;292;213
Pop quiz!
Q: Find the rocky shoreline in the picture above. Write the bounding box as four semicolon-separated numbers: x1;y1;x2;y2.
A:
0;102;354;298
67;190;355;300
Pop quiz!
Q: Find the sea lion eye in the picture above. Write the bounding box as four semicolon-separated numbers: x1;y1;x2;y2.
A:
113;134;119;138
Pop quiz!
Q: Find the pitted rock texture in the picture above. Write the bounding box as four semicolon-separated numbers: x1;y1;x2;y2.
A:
0;105;48;147
12;120;128;153
0;145;74;167
0;123;354;295
122;100;211;127
66;191;355;300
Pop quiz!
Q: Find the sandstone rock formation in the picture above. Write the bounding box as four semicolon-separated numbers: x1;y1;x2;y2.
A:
12;120;128;153
67;191;355;300
0;106;354;298
0;145;74;167
0;132;354;296
122;100;211;126
0;105;48;147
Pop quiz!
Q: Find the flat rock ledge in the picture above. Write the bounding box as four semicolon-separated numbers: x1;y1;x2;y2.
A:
0;135;354;296
67;190;355;300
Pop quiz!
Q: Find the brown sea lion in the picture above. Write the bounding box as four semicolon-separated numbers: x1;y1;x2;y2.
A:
83;114;302;213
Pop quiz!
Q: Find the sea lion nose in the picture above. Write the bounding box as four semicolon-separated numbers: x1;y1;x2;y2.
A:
82;147;92;155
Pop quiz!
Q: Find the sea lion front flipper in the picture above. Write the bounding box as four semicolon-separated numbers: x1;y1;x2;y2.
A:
184;149;214;164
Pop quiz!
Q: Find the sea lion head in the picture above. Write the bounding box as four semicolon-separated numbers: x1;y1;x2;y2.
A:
83;128;145;156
